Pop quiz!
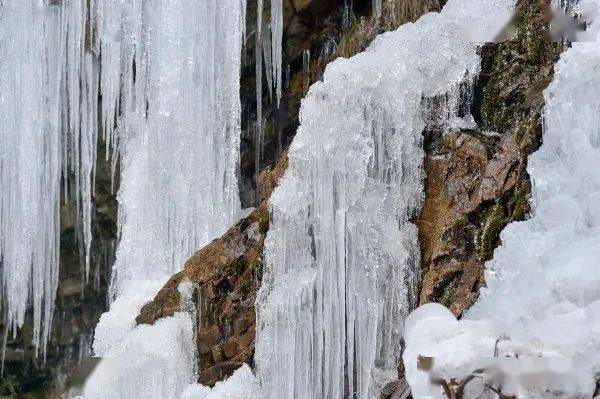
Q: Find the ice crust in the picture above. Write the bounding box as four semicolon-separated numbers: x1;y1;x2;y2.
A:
253;0;513;398
403;1;600;398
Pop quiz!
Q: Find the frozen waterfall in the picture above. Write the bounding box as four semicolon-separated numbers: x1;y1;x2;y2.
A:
86;1;246;397
97;0;244;308
254;0;513;398
404;1;600;398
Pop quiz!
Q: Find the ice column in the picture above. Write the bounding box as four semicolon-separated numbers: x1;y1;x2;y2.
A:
254;0;514;397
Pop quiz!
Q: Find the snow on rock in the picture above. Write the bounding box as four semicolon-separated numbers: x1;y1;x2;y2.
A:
92;279;169;357
181;364;260;399
404;1;600;398
254;0;514;398
84;312;197;399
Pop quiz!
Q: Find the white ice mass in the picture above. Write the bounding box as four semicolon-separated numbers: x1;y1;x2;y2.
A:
86;0;246;396
254;0;513;398
403;1;600;398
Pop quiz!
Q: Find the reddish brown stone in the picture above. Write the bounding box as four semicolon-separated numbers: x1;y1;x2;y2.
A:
136;153;288;386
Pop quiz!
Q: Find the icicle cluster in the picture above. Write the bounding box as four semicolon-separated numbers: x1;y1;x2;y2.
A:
404;1;600;398
254;0;283;175
1;0;246;371
96;0;244;302
0;0;99;353
254;1;512;397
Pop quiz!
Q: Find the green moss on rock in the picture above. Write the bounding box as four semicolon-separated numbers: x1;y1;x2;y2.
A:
479;204;507;260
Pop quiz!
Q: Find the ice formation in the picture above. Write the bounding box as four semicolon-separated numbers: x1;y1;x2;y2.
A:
98;0;244;302
0;0;99;353
373;0;382;23
254;0;283;174
403;1;600;398
181;364;260;399
254;1;513;398
86;0;246;395
271;0;283;106
84;312;198;399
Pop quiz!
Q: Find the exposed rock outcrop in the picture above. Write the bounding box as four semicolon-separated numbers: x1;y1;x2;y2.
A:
137;153;288;386
417;0;561;315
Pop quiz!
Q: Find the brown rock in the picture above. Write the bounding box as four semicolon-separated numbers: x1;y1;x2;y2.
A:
223;339;240;359
136;152;288;386
417;0;561;316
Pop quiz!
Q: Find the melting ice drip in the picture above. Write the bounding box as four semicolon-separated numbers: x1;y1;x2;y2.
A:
404;1;600;398
0;0;99;353
254;0;513;398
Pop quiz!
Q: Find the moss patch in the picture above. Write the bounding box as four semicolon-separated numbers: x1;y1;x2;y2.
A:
479;204;506;261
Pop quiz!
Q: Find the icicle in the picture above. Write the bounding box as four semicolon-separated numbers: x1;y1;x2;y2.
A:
262;23;274;101
255;0;264;177
343;0;354;30
0;0;101;355
373;0;382;25
1;327;7;375
302;49;311;94
271;0;283;106
0;1;61;354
